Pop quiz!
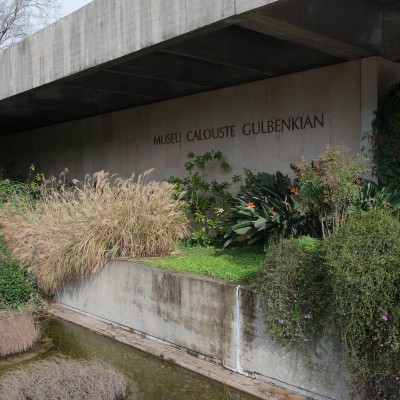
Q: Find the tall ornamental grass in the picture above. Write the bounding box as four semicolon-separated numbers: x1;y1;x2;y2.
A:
0;311;40;357
0;358;127;400
0;170;188;293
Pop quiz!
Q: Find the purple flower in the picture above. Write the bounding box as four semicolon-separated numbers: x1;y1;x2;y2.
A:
372;336;378;341
278;319;284;325
381;314;388;322
218;208;224;214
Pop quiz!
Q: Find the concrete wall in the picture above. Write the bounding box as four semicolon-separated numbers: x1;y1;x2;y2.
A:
0;58;371;181
56;262;351;400
1;56;398;183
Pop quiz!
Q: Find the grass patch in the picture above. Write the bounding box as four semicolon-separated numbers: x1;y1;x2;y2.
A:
143;243;264;281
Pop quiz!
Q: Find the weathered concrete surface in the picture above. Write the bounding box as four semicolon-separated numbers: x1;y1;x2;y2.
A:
0;0;235;100
52;304;310;400
240;291;351;400
56;262;238;369
55;262;352;399
1;0;400;135
0;59;365;181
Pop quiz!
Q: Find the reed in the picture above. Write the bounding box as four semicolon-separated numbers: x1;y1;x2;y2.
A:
0;169;188;293
0;358;127;400
0;311;39;357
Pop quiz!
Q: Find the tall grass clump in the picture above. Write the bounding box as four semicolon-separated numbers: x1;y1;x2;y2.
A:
0;358;127;400
0;311;40;357
0;169;188;293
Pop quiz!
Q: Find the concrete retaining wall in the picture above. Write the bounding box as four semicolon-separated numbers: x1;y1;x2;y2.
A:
56;262;351;399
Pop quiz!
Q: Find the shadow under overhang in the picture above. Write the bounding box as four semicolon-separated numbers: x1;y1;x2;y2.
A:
1;0;399;136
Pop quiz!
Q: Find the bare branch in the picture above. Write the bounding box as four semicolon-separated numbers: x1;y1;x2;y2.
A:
0;0;62;50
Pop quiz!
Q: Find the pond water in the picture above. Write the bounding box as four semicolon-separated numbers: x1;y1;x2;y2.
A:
0;319;260;400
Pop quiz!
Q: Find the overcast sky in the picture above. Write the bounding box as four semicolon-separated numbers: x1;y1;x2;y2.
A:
60;0;94;17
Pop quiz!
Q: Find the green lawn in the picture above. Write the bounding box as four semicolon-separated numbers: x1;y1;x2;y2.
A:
143;243;265;281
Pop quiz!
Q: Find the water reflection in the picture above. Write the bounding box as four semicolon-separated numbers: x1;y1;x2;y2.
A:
1;319;258;400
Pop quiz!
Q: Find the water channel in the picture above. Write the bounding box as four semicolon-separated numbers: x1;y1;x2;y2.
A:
0;318;260;400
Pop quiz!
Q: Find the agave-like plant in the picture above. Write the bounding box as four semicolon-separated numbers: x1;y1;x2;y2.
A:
352;179;400;214
221;170;319;248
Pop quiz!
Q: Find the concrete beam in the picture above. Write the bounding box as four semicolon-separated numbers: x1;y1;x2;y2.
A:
268;0;382;51
238;15;374;60
104;51;267;88
163;26;341;75
0;0;236;101
383;1;400;61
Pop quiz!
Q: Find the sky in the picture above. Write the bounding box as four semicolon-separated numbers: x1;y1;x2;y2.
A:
60;0;94;17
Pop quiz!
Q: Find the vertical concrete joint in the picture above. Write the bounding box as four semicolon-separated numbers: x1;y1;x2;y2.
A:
235;285;244;374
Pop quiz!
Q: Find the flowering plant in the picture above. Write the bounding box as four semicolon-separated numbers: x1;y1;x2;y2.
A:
221;170;318;248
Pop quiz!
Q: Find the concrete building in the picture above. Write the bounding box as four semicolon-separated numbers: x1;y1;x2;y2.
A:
0;0;400;180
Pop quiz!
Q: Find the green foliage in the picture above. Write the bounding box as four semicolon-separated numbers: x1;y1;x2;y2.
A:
352;179;400;214
168;151;240;245
222;170;317;248
0;164;44;206
0;238;39;309
260;237;329;342
293;146;366;238
324;210;400;399
367;82;400;186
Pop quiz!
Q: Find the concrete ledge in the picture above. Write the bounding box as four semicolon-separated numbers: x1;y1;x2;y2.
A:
52;304;308;400
55;261;351;399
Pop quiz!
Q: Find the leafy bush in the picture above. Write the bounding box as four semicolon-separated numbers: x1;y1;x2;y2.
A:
0;165;43;206
367;82;400;186
0;239;38;309
260;237;330;342
0;170;188;293
293;146;366;237
168;151;240;245
222;170;317;248
324;210;400;399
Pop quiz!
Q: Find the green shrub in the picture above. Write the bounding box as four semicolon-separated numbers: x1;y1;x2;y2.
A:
324;210;400;399
222;170;318;248
260;237;330;342
0;165;43;206
293;146;366;238
168;151;240;245
367;82;400;186
0;170;188;294
0;239;38;309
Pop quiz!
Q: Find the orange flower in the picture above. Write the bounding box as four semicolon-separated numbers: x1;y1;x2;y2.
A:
290;188;298;194
246;201;256;209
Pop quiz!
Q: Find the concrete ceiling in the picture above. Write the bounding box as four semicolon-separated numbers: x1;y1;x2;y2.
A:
0;0;399;136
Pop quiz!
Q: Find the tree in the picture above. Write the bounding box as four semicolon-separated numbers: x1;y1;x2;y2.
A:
0;0;61;50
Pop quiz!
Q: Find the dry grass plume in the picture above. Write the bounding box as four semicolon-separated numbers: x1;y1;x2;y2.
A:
0;169;188;293
0;311;39;357
0;358;127;400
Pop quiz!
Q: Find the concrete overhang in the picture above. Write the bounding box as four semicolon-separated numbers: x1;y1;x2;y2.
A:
0;0;399;135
